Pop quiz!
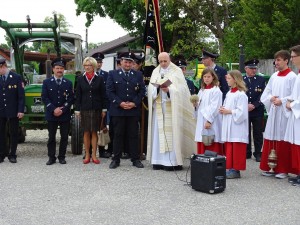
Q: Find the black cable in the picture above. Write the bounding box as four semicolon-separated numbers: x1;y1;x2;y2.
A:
160;94;192;187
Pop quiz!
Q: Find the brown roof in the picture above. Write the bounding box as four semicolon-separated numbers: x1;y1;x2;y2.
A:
89;34;140;55
0;47;74;62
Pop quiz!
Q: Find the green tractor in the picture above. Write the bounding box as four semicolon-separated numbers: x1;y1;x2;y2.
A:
0;15;83;155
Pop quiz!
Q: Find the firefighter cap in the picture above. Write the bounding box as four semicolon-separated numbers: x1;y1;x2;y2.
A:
92;52;105;62
244;59;259;68
51;58;66;68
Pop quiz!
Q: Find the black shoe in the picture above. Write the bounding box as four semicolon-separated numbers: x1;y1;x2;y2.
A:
246;154;252;159
153;164;163;170
121;153;130;159
8;158;17;163
292;179;300;186
109;160;120;169
132;160;144;168
163;165;183;171
288;175;300;183
0;158;4;163
100;150;111;158
255;155;261;162
59;159;66;164
46;159;56;165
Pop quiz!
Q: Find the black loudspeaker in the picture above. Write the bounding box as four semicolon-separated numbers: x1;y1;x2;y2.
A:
191;154;226;194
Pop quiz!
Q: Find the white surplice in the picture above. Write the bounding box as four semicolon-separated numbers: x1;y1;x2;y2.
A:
195;86;223;143
221;90;249;143
261;71;297;140
284;74;300;144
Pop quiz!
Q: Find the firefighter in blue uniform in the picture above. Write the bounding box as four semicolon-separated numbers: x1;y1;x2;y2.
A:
175;60;196;95
92;52;109;82
42;58;74;165
106;52;146;169
201;49;228;100
91;52;112;158
0;59;25;163
243;59;266;162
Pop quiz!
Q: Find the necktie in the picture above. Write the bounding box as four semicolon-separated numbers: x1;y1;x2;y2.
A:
125;72;129;77
248;77;252;83
2;76;5;83
57;78;61;85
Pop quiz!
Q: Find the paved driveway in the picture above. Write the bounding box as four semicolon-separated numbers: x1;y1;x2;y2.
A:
0;130;299;225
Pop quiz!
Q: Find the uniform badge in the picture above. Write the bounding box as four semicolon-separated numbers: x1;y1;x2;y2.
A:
14;85;17;88
9;85;11;89
10;75;12;78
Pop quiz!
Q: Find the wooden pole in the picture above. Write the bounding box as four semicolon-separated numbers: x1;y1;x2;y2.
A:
140;101;145;159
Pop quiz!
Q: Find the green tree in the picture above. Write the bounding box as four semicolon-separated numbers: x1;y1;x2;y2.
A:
0;36;10;50
44;11;71;33
31;12;71;54
0;43;9;50
74;0;232;59
223;0;300;62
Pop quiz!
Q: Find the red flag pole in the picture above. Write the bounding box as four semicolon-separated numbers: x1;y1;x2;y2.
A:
140;0;164;159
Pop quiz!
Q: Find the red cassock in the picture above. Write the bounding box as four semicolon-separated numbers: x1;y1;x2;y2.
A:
197;142;224;155
260;139;297;174
290;144;300;174
224;142;246;170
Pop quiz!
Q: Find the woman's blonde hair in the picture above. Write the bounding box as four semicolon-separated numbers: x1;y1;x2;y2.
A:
83;57;97;71
200;68;219;89
227;70;247;92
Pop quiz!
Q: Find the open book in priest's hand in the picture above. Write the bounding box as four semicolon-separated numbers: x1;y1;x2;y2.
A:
151;78;172;88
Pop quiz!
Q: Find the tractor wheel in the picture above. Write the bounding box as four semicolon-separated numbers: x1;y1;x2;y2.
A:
18;127;26;143
71;115;83;155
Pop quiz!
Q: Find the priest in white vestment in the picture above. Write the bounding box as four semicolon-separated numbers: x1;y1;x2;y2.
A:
146;52;196;170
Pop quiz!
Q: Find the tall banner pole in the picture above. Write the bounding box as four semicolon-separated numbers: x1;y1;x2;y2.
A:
140;0;164;159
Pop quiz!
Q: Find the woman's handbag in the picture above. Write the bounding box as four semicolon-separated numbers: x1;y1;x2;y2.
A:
97;116;110;146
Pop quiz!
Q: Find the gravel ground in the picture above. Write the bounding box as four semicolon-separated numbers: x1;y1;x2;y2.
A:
0;130;299;225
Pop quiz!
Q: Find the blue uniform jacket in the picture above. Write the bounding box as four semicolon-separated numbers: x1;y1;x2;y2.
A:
97;69;109;83
106;69;145;117
97;69;110;108
243;75;266;118
42;76;74;122
0;71;25;118
214;65;229;100
186;78;196;95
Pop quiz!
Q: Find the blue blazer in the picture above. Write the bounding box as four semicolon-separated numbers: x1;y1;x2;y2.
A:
97;69;109;84
214;65;229;100
186;78;196;95
42;76;74;122
75;73;107;112
0;71;25;118
243;75;266;118
106;69;145;117
97;69;110;108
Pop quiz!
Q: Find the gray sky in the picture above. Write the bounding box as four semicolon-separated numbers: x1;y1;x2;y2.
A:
0;0;127;45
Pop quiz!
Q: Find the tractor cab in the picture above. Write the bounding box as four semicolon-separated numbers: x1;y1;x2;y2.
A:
0;15;84;155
